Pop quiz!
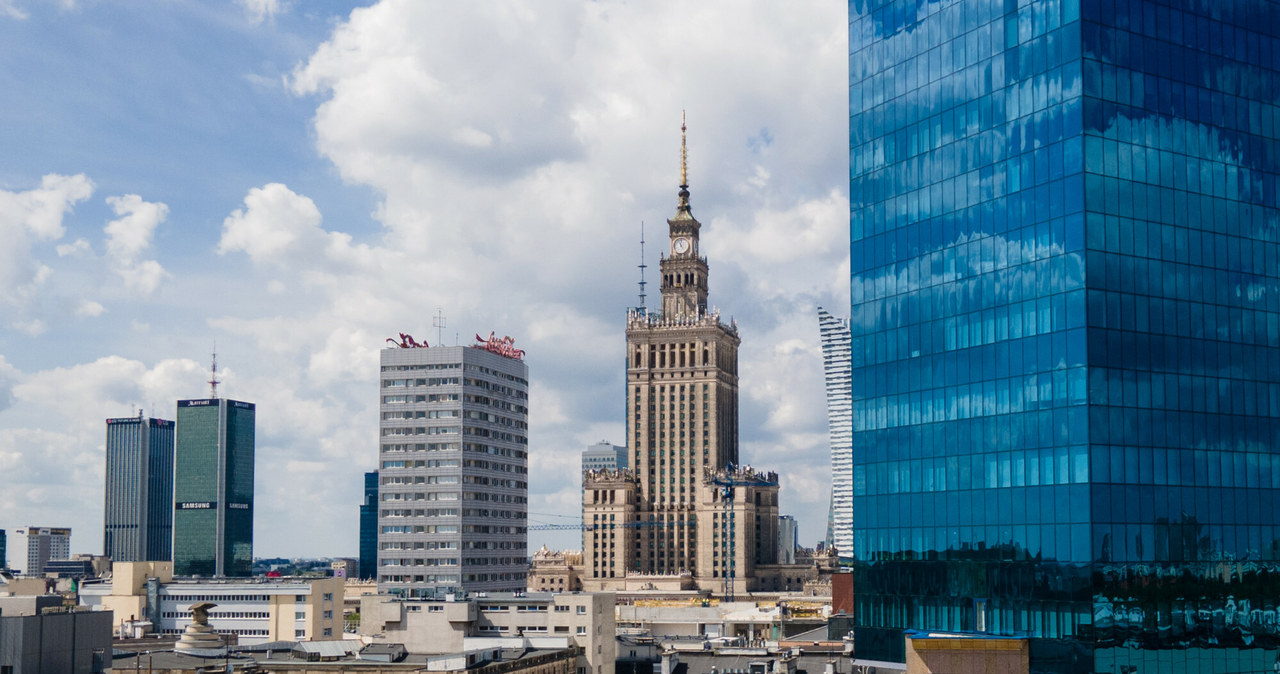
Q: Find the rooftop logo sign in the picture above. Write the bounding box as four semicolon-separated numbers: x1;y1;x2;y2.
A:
474;332;525;360
387;332;429;349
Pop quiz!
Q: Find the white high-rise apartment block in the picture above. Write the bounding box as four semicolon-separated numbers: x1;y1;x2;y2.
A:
24;527;71;576
818;307;853;558
377;338;529;596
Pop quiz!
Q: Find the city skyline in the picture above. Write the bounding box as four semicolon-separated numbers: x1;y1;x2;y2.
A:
0;2;849;563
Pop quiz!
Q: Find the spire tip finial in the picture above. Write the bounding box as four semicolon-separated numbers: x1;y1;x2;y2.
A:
680;110;688;189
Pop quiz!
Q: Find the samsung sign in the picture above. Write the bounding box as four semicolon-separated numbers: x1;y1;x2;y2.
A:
177;501;217;510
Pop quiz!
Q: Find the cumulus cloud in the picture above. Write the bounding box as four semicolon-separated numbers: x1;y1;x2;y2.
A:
56;238;91;257
0;0;27;19
0;356;19;414
0;173;94;306
0;356;210;556
239;0;282;24
75;299;105;317
218;183;325;264
104;194;169;294
3;1;849;557
285;0;847;548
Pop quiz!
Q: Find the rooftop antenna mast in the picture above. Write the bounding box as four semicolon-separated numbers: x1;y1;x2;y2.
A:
637;221;648;314
208;348;221;399
433;308;447;347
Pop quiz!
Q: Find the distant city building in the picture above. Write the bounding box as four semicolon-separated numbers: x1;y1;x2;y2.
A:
24;527;70;576
777;515;798;565
359;590;615;674
359;470;378;580
580;440;626;473
0;529;6;570
816;307;852;557
330;558;358;578
42;556;99;580
104;415;176;562
172;397;256;577
79;561;342;644
584;121;795;596
527;545;584;593
377;339;529;596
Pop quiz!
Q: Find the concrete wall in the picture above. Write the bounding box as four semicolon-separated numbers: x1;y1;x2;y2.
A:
363;593;616;674
0;578;50;598
0;610;112;674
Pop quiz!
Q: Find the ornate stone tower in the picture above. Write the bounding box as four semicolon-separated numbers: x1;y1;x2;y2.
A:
584;117;782;595
659;119;709;319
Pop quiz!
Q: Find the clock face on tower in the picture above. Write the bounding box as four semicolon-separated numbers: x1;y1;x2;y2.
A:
673;237;690;255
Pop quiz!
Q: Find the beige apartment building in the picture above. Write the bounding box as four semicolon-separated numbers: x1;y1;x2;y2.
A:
582;123;797;596
79;561;343;643
360;591;615;674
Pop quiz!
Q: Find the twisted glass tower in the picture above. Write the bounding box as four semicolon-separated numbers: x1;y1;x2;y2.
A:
849;0;1280;670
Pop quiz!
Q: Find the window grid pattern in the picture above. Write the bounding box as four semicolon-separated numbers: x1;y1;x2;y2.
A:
849;0;1280;667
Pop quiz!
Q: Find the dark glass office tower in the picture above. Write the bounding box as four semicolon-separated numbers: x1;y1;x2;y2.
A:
848;0;1280;671
360;470;378;580
104;416;176;561
173;398;256;577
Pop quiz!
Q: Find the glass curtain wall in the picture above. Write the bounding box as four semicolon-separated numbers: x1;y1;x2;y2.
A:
849;0;1280;670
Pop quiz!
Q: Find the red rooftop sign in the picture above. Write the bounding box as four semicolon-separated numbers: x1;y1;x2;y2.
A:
474;332;525;360
387;332;429;348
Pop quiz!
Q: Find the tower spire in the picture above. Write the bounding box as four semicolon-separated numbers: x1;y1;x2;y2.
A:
680;110;688;188
676;111;692;215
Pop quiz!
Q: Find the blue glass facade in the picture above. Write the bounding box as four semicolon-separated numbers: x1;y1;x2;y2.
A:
360;470;378;580
173;398;255;577
849;0;1280;670
104;416;176;562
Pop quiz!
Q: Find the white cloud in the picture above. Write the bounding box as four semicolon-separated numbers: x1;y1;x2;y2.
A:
217;182;326;265
239;0;282;24
0;173;93;305
56;238;91;257
0;355;19;414
75;299;105;317
0;1;27;20
281;0;848;548
103;194;169;294
1;1;849;558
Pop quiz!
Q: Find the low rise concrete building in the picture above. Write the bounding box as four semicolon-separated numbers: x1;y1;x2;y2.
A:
0;598;112;674
361;591;615;674
79;561;343;644
616;599;830;642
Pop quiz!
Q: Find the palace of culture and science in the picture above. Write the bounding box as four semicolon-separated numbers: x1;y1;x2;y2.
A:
582;121;809;595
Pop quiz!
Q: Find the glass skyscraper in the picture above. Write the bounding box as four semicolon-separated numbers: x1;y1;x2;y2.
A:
104;415;176;562
819;307;854;558
848;0;1280;671
360;470;378;580
173;398;256;577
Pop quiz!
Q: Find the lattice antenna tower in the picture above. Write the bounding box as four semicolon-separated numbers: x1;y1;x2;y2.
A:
637;221;648;314
208;348;221;399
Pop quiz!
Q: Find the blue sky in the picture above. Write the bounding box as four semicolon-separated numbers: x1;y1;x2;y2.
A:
0;0;849;566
